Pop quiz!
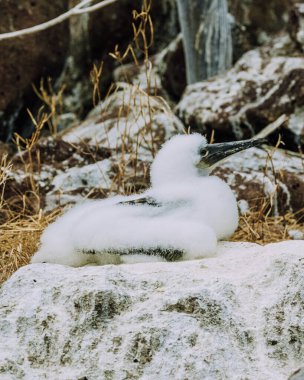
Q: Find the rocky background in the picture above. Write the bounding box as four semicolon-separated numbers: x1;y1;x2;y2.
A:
0;0;303;222
0;0;303;144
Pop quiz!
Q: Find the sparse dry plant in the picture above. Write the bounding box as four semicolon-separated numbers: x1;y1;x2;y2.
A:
0;210;61;284
0;154;12;210
90;62;104;107
13;109;49;196
108;0;157;159
0;0;160;283
0;133;63;284
33;78;65;135
232;205;304;244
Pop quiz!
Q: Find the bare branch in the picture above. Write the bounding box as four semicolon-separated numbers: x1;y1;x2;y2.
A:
0;0;118;41
254;115;288;139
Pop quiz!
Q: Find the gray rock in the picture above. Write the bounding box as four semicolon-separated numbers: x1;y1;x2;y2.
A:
0;241;303;379
214;146;304;217
176;47;304;151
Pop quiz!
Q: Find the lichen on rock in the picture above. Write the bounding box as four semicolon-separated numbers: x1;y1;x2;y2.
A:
1;241;304;379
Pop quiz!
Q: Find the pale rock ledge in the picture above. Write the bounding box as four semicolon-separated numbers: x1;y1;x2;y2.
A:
0;241;304;380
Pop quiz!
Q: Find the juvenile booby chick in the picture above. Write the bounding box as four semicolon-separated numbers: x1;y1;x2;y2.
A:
31;134;266;266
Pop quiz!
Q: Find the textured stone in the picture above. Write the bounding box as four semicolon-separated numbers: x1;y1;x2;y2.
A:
156;34;187;101
0;241;304;379
289;368;304;380
213;146;304;218
176;48;304;151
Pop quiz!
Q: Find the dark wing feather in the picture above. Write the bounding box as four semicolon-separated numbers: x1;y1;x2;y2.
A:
118;196;161;207
81;247;184;261
80;195;189;261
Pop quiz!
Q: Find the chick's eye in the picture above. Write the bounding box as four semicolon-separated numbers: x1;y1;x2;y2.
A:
200;149;209;158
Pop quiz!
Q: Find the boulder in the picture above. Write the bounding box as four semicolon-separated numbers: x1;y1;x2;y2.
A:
289;368;304;380
153;34;186;101
112;1;302;102
58;0;180;128
176;48;304;151
213;146;304;218
0;241;303;379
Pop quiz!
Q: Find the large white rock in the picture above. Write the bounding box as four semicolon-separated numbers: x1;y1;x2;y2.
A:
0;241;304;380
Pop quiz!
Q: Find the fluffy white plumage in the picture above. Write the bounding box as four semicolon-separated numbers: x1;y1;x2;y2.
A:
31;134;239;266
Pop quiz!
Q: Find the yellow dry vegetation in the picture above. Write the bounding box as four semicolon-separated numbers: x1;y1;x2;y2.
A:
0;211;60;284
232;209;304;244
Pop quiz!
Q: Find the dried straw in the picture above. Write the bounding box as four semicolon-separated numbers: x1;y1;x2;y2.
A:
0;210;61;284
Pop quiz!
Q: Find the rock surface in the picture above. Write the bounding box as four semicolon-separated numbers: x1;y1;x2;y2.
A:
0;241;304;379
213;147;304;218
176;45;304;150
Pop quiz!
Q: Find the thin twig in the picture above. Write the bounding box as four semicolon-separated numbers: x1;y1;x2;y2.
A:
254;114;287;140
0;0;118;41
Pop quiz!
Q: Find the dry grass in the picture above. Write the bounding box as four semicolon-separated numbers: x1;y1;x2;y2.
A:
0;210;61;284
33;78;65;135
87;0;172;196
231;209;304;244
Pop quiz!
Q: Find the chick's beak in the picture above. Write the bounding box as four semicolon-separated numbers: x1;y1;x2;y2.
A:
200;137;267;168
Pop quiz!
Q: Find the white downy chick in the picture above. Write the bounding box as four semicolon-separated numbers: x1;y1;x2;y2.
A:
31;133;266;266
